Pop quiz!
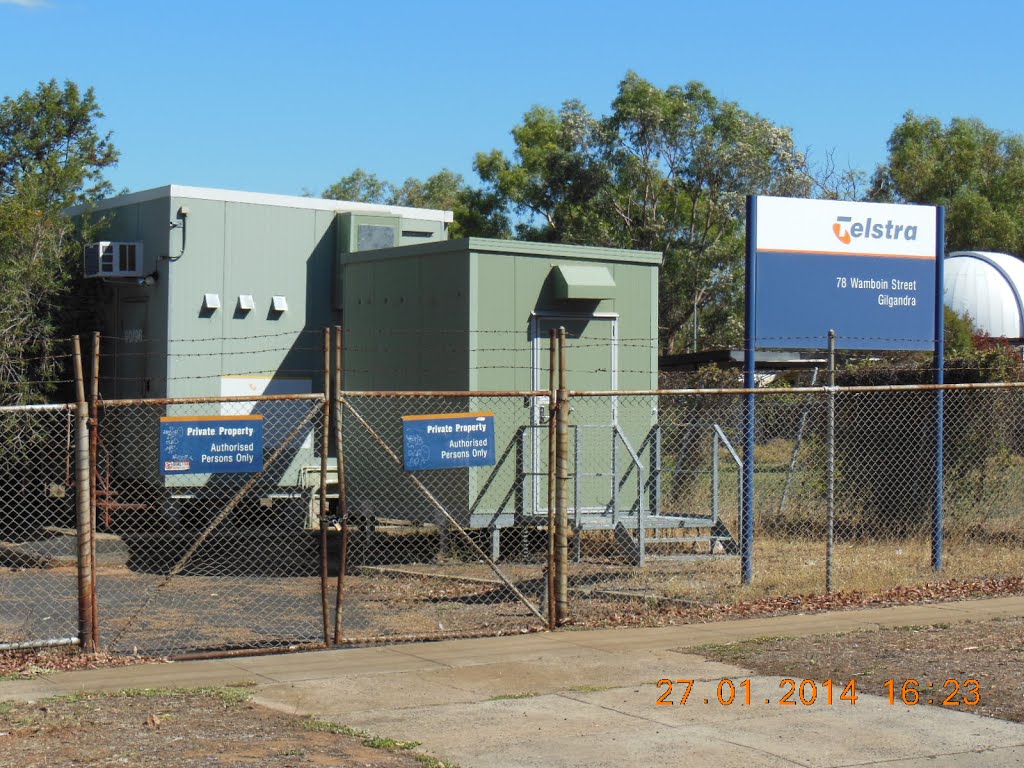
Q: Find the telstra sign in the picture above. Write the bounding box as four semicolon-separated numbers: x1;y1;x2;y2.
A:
739;195;945;585
749;196;942;351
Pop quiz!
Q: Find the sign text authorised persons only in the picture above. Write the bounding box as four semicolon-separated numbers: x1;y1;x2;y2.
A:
160;414;264;474
402;412;496;471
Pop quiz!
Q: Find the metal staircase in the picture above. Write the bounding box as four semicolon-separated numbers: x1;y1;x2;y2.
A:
559;422;741;565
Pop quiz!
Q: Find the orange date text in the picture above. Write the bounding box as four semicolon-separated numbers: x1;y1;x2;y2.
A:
655;678;858;706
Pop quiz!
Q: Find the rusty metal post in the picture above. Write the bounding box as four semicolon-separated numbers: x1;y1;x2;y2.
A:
89;332;99;522
332;325;349;645
555;327;570;625
88;331;100;650
72;336;96;653
319;328;331;645
546;329;557;630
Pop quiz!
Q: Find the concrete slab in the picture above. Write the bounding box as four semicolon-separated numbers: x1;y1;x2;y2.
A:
851;748;1024;768
347;692;655;768
387;632;591;668
334;682;1024;768
695;679;1024;768
253;672;482;718
227;646;442;683
0;678;62;702
390;650;741;698
24;658;257;693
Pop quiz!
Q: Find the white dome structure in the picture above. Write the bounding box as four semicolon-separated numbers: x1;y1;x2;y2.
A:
945;251;1024;340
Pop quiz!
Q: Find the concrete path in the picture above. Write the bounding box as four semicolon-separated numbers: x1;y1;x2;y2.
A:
4;597;1024;767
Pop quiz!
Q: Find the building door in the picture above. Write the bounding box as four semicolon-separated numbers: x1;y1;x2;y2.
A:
116;297;149;399
528;312;618;517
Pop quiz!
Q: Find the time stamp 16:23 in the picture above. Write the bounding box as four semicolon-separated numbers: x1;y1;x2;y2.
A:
655;678;981;707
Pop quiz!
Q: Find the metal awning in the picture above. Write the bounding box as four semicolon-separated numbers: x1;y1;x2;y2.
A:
552;265;616;300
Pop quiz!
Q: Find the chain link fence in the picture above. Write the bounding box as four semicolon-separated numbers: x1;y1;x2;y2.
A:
338;394;547;642
563;386;1024;626
563;390;746;624
5;382;1024;656
0;404;80;649
92;395;328;656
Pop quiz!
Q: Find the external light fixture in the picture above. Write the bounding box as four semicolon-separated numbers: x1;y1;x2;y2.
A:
137;270;159;287
271;295;288;313
238;294;255;311
203;293;221;311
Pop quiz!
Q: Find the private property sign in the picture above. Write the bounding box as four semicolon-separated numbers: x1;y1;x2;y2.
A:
160;414;264;474
402;412;496;471
751;196;941;350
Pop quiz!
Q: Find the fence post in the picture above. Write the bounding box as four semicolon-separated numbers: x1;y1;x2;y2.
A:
547;329;557;630
555;326;570;625
332;325;349;645
319;328;331;646
88;331;100;650
73;336;96;653
826;330;836;594
932;206;946;571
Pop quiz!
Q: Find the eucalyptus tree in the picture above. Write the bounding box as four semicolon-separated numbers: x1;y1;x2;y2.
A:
0;79;118;403
871;112;1024;255
475;72;811;352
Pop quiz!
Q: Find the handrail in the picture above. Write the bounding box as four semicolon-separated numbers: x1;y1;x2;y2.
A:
713;424;742;468
614;425;645;472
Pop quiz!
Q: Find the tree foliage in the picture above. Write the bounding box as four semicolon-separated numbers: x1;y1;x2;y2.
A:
0;80;118;404
944;305;976;356
322;167;509;240
321;80;1024;358
0;80;117;208
322;168;393;206
870;112;1024;254
474;99;609;243
475;72;812;352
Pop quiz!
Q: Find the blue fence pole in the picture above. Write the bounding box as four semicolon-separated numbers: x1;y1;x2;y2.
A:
742;196;757;584
932;206;946;570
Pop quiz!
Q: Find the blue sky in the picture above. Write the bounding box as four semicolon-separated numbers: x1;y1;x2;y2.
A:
2;0;1022;200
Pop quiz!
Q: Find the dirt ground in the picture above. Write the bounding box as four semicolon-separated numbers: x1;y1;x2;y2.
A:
691;616;1024;722
0;684;456;768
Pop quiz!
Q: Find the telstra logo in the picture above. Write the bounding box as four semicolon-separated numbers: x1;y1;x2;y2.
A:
833;216;918;244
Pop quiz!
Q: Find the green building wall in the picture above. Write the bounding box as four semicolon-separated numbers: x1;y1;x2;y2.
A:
339;238;662;530
69;186;452;491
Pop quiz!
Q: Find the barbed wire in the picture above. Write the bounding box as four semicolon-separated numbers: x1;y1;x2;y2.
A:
108;345;325;360
100;368;328;383
101;328;323;344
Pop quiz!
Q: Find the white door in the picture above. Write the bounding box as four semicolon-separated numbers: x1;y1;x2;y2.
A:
527;313;618;516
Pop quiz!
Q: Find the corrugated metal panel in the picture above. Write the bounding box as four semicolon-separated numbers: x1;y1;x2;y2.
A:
945;251;1024;338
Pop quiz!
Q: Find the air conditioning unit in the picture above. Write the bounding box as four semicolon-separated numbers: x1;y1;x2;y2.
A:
84;241;144;278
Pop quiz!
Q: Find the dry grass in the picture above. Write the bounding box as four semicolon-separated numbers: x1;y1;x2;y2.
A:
6;530;1024;656
346;532;1024;623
